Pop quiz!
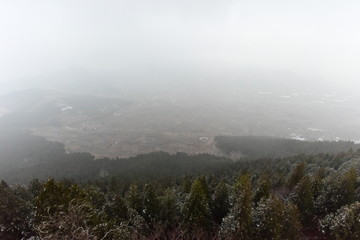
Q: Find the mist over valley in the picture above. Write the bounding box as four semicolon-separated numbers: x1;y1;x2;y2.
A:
1;68;359;158
2;1;360;239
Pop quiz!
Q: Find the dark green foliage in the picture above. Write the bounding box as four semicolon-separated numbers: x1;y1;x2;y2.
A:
233;175;253;239
159;188;180;227
316;168;358;214
28;178;43;198
215;135;360;159
343;168;358;204
287;162;306;189
35;178;71;219
103;194;128;224
321;201;360;240
0;133;234;184
142;184;161;225
219;175;253;239
82;186;107;210
198;176;211;202
312;168;325;200
184;179;212;230
182;176;192;193
0;181;34;240
291;175;314;225
212;181;230;224
253;195;302;240
1;137;360;239
253;177;270;205
126;184;143;214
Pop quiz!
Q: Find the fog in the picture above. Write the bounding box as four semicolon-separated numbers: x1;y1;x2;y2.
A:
3;3;360;236
1;0;360;93
1;1;360;158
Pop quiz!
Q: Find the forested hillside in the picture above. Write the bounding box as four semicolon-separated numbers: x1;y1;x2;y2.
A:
1;132;360;239
215;135;360;159
0;131;234;184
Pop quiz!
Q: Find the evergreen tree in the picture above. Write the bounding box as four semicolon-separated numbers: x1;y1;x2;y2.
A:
253;177;270;206
35;178;71;220
253;195;301;240
342;168;357;205
321;201;360;240
159;188;179;228
142;184;160;225
316;168;358;214
126;184;143;214
291;175;314;225
287;162;305;189
182;176;192;193
184;179;212;230
28;178;43;198
103;194;128;224
212;181;230;224
233;174;253;239
0;181;34;240
312;169;324;201
220;175;253;239
282;201;303;240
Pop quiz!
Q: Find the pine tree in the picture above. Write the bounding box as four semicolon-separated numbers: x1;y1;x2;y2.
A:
182;176;192;193
321;201;360;240
28;178;43;198
142;184;160;225
220;175;253;239
287;162;305;189
312;168;324;201
291;175;314;225
253;195;301;240
35;178;71;220
126;184;143;214
342;168;357;205
282;201;302;240
104;194;128;224
212;181;230;224
316;168;358;214
0;181;34;240
184;179;212;230
159;188;179;227
253;177;270;206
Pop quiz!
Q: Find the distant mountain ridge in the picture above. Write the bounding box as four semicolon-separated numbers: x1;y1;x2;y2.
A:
215;135;360;159
0;88;131;128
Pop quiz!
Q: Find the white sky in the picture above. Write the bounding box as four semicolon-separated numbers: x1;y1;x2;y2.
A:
1;0;360;88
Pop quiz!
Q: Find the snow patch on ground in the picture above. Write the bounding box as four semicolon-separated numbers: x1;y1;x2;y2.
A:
290;133;306;141
199;137;209;142
307;127;325;132
61;106;73;111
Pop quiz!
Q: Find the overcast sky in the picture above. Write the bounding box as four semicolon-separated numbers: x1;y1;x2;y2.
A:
1;0;360;89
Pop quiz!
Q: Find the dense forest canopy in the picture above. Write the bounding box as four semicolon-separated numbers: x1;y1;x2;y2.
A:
1;130;359;184
215;135;360;159
1;131;360;239
1;146;360;239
